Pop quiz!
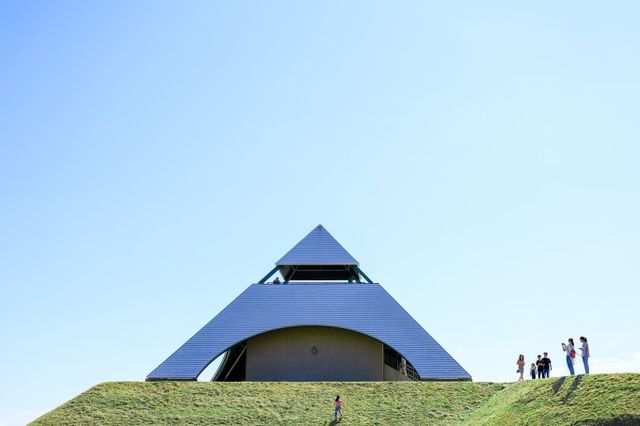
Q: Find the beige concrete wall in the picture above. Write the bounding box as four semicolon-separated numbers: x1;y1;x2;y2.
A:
246;326;383;381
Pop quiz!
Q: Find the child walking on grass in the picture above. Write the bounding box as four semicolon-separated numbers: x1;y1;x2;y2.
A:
334;395;344;420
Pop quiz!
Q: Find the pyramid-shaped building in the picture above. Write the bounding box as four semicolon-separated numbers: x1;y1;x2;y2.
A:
147;225;471;382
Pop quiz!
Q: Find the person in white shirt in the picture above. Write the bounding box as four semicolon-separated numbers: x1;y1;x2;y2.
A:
579;336;590;374
561;338;576;376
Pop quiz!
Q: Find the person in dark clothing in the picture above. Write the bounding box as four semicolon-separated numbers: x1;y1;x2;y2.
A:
536;355;544;379
530;363;537;380
541;352;552;378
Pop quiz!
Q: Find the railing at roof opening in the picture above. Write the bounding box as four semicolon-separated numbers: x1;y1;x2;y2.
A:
384;347;419;381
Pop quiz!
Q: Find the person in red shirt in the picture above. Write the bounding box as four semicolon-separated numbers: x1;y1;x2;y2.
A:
334;395;344;420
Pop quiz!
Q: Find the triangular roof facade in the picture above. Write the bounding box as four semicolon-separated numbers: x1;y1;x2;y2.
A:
147;225;471;382
147;283;471;381
276;225;358;266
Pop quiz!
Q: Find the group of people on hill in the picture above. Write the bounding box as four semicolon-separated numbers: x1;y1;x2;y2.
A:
516;336;590;381
562;336;590;376
331;336;592;421
531;353;552;380
516;353;551;381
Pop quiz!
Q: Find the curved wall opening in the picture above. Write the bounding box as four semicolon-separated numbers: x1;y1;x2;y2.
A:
211;326;418;382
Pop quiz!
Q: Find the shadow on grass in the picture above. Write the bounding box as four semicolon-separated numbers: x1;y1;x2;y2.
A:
561;375;583;405
552;377;566;394
577;416;640;426
328;418;342;425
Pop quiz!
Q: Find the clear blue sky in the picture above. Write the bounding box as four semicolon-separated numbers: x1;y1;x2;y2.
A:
1;1;639;424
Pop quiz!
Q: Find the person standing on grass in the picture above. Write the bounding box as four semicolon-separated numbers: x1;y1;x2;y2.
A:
530;363;537;380
579;336;590;374
334;395;344;421
516;354;526;381
536;355;544;379
562;338;576;375
541;352;552;378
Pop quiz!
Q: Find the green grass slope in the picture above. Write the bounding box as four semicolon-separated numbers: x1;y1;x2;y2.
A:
31;374;640;426
462;374;640;426
31;381;502;425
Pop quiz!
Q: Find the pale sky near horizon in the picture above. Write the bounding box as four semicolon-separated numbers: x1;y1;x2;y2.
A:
2;2;640;425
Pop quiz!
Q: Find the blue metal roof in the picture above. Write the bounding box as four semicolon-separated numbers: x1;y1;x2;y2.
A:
276;225;359;266
147;283;471;381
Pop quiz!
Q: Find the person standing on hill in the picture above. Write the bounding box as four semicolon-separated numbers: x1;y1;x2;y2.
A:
516;354;526;381
579;336;590;374
530;363;537;380
562;338;576;375
541;352;552;378
333;396;344;421
536;355;544;379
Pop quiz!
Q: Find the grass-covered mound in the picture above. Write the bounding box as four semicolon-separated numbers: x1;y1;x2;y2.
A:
462;374;640;426
31;374;640;425
30;381;502;425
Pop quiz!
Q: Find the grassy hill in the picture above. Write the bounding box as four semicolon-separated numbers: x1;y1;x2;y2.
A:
31;374;640;425
462;374;640;426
